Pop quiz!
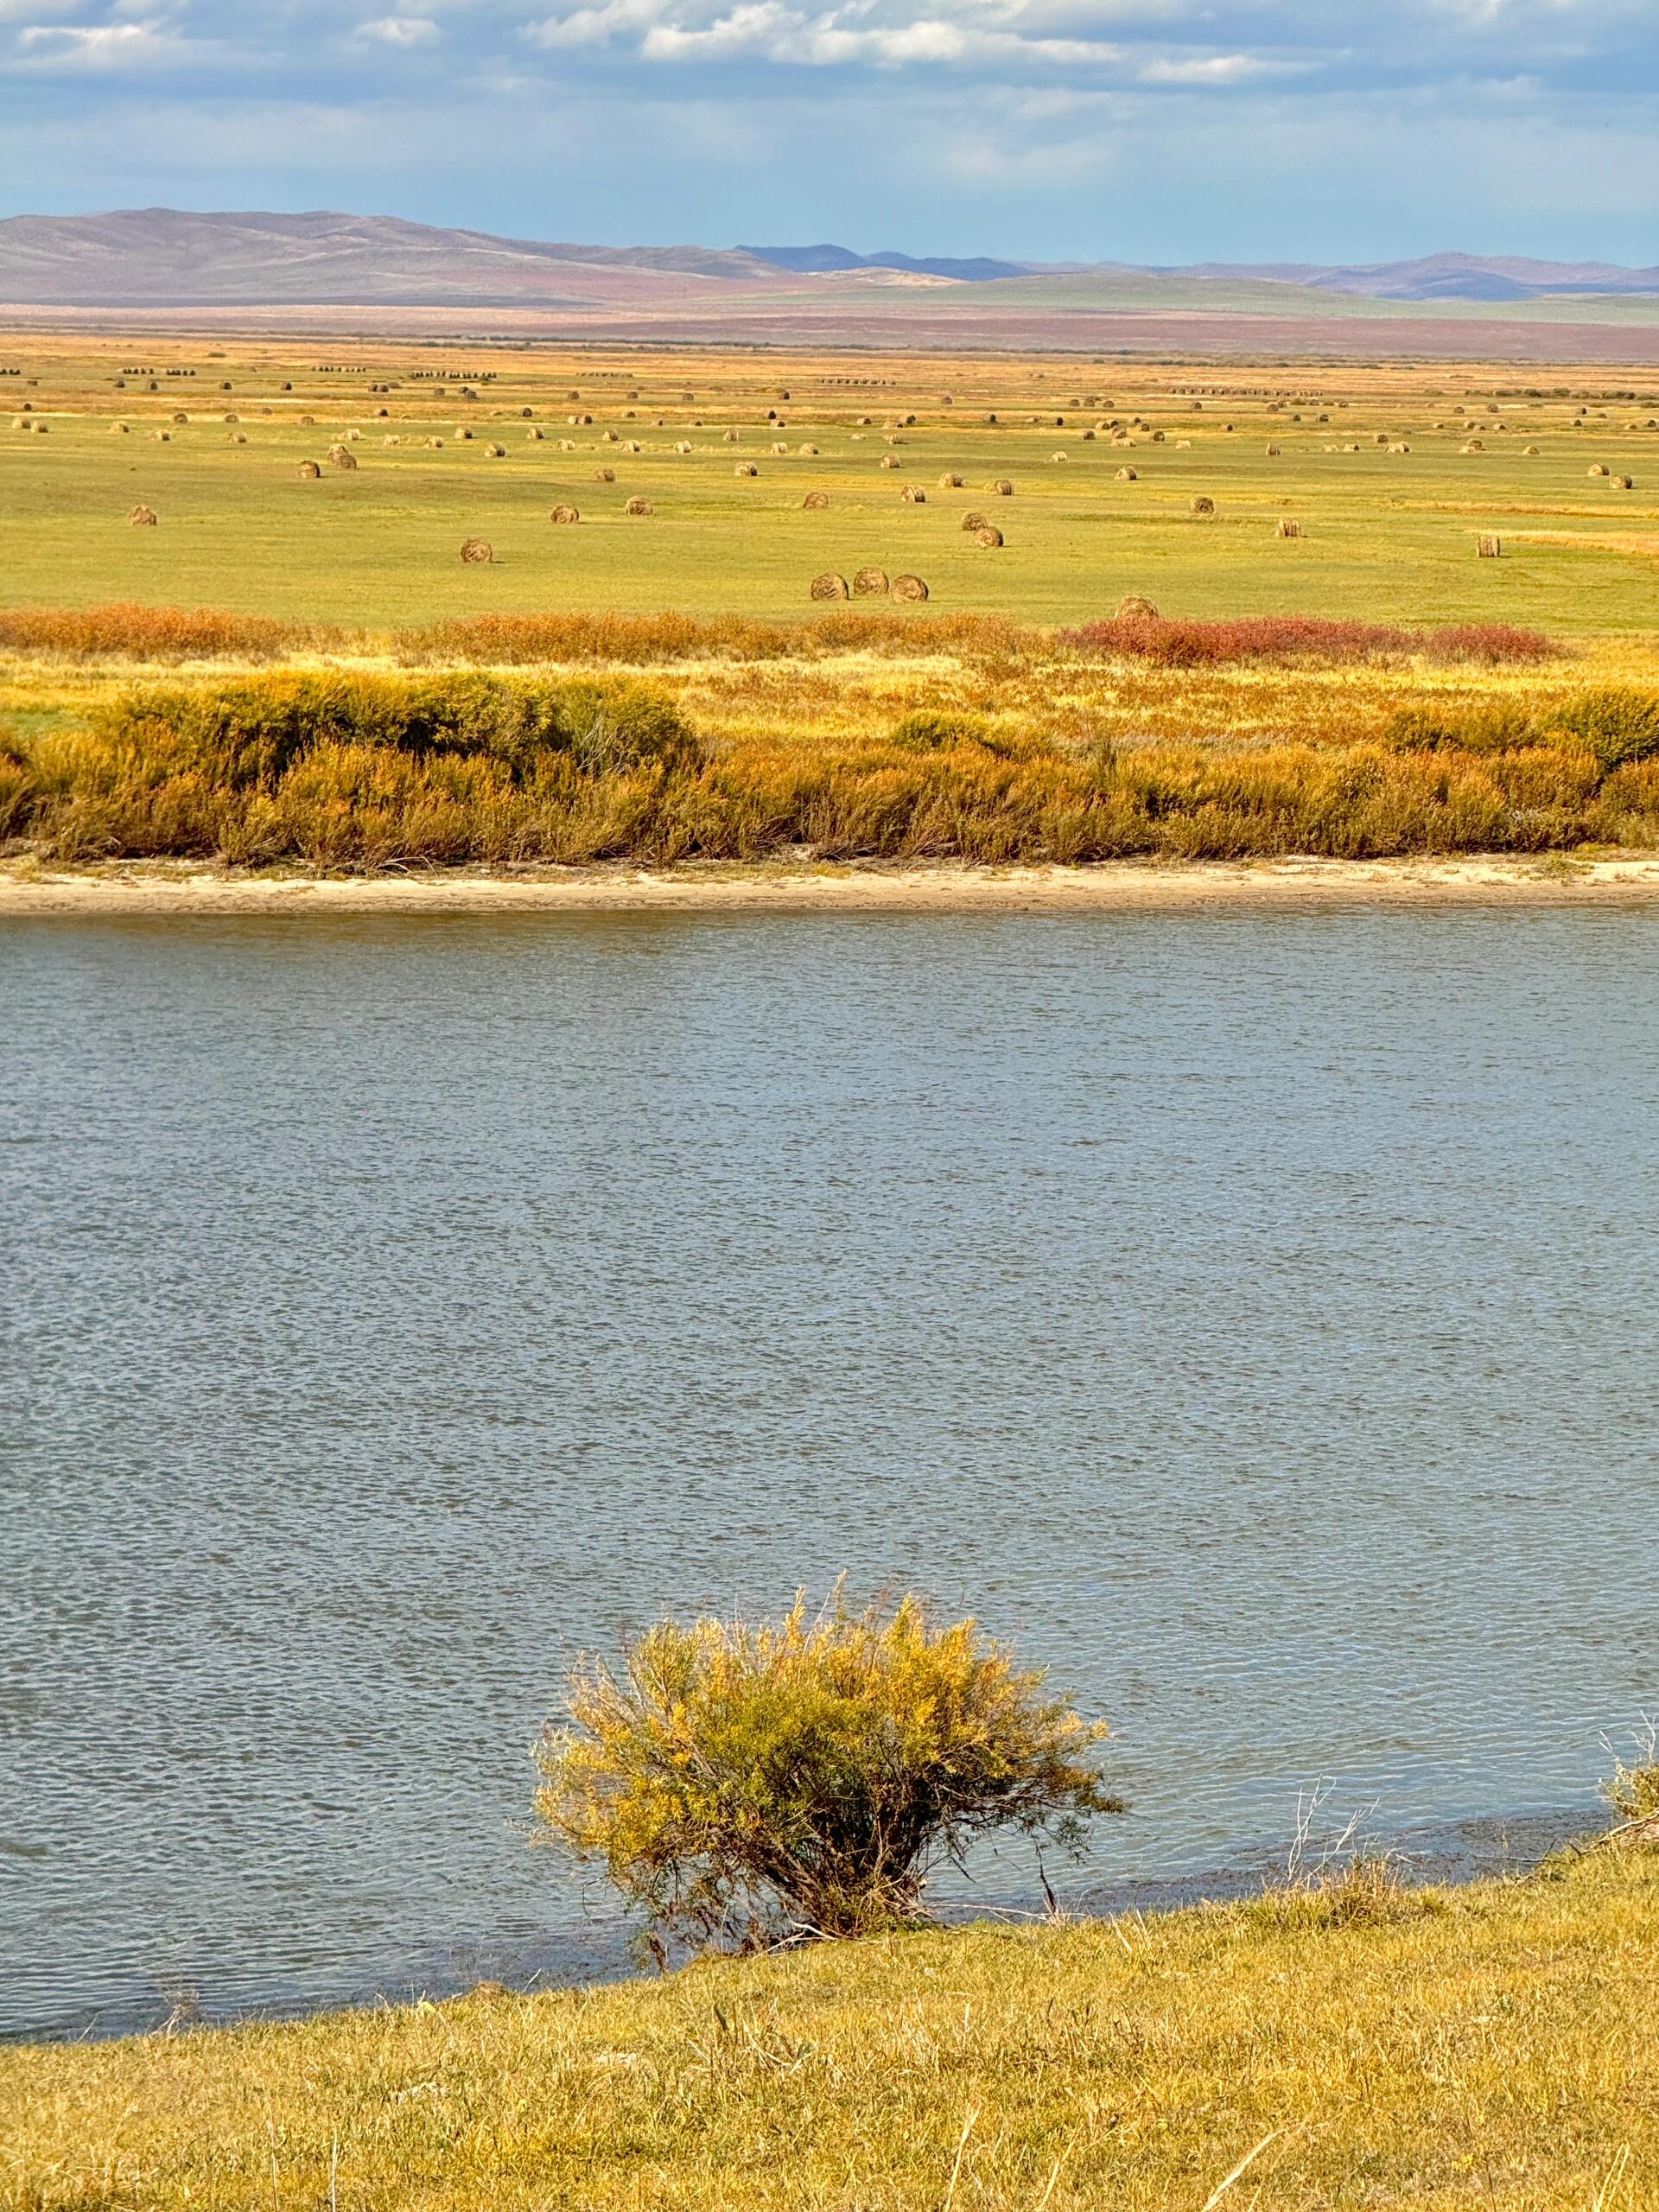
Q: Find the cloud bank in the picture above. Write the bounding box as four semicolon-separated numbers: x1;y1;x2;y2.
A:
2;0;1656;260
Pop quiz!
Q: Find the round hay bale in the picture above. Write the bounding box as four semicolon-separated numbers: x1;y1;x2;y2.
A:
810;571;850;601
550;503;581;524
171;410;188;425
938;471;963;488
621;439;642;453
601;429;619;444
153;430;170;443
228;432;247;445
127;504;158;527
1277;518;1302;539
428;436;445;448
569;413;593;426
734;461;758;477
558;438;577;452
992;479;1014;496
852;566;889;597
1373;431;1391;447
1589;463;1611;478
902;486;926;503
384;435;401;446
1264;444;1281;458
1614;474;1636;490
972;525;1004;548
1116;466;1138;481
802;490;831;510
484;442;507;457
879;454;901;470
624;496;653;515
298;459;322;479
891;574;930;603
1477;533;1503;559
110;421;129;435
798;443;819;456
327;444;357;471
960;511;987;531
1191;495;1216;516
346;429;361;442
299;414;315;426
1116;594;1158;618
456;427;474;442
460;537;493;564
674;440;693;454
594;466;616;482
223;411;239;424
1049;450;1068;462
1523;443;1541;455
1389;442;1411;454
771;441;790;454
723;429;740;443
1462;440;1485;454
526;426;544;442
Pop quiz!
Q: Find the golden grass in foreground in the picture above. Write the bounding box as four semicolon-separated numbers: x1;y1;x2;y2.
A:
4;1854;1656;2210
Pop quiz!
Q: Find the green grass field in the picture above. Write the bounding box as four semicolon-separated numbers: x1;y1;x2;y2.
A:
3;338;1656;631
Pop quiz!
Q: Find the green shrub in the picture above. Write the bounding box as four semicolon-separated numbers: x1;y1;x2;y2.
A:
533;1589;1120;1955
1385;701;1539;753
91;673;698;788
1604;1747;1659;1834
1541;689;1659;774
887;709;995;752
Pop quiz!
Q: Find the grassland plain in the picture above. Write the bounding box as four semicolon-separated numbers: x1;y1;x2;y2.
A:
3;1853;1656;2211
3;335;1658;630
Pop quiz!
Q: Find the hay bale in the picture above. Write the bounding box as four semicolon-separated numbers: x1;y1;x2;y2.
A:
223;411;239;425
527;426;544;442
621;439;642;453
810;571;850;601
802;490;831;510
1265;444;1281;458
460;537;493;564
992;479;1014;496
938;471;963;488
558;438;577;451
799;443;819;456
723;429;740;443
299;414;315;426
902;486;926;503
1477;533;1502;558
853;566;889;597
1389;442;1411;454
384;435;401;446
879;454;901;470
484;442;507;457
1191;495;1216;516
772;441;790;454
228;432;247;445
601;429;620;444
457;428;474;442
891;574;930;602
594;466;616;482
1589;463;1611;478
346;429;361;442
110;421;129;435
327;444;357;470
298;460;322;479
674;440;693;454
550;504;580;524
734;461;758;477
960;511;987;531
1614;474;1636;490
624;496;653;515
1373;431;1390;447
972;525;1004;548
1277;518;1302;539
127;504;157;527
1049;450;1068;462
1116;466;1138;481
1116;594;1158;618
1462;440;1485;454
153;430;170;442
1523;443;1541;455
171;410;188;425
428;436;445;449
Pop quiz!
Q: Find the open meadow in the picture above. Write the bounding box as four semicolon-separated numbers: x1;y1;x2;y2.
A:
3;334;1658;874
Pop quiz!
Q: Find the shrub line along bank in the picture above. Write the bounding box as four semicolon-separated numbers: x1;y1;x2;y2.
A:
4;608;1659;868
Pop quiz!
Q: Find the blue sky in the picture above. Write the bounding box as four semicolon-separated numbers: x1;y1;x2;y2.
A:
3;1;1656;263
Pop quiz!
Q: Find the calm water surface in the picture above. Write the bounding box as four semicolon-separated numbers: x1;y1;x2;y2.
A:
3;906;1657;2039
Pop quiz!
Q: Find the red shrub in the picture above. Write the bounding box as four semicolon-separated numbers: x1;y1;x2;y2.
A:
0;602;314;662
1424;624;1559;666
1062;614;1560;668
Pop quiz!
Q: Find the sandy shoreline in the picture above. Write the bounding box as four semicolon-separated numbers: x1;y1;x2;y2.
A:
4;855;1659;917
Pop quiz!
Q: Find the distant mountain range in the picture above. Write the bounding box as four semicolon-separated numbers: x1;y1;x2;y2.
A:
4;210;1659;311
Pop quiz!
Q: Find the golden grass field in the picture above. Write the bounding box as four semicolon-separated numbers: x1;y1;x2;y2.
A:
4;1851;1656;2212
3;334;1657;632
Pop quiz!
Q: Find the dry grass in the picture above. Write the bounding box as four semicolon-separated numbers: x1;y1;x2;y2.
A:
3;1852;1656;2210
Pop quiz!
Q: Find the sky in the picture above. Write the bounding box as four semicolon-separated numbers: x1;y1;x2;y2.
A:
3;0;1657;264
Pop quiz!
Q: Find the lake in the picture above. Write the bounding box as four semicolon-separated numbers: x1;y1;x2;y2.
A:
3;903;1656;2040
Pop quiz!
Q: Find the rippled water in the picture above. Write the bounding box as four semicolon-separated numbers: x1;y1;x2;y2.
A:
4;905;1657;2040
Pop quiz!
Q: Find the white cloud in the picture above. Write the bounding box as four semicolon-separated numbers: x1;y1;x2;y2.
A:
358;14;440;41
14;16;183;65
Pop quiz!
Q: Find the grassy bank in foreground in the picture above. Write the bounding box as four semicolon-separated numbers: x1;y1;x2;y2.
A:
4;1853;1656;2210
